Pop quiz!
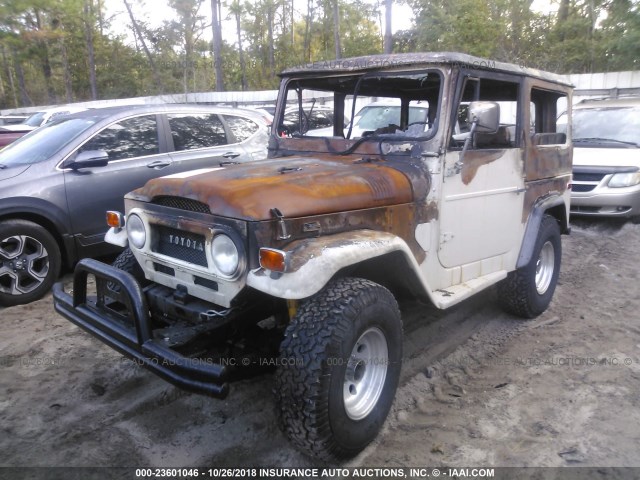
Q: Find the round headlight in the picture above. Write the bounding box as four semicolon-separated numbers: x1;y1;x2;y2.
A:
211;234;239;277
126;214;147;249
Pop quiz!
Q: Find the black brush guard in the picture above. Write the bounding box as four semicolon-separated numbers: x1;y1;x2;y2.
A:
52;258;229;398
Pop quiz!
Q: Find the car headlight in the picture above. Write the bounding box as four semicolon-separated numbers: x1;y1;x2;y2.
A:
126;214;147;249
608;171;640;188
211;234;239;277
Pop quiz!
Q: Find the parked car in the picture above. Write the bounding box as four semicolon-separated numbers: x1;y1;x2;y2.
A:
280;105;343;136
0;115;29;126
561;97;640;220
304;100;430;137
0;104;269;306
0;106;89;148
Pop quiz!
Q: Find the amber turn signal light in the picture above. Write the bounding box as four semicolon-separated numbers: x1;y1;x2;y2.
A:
259;248;287;272
106;211;125;228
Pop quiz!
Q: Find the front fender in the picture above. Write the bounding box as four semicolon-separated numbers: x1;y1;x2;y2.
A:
246;230;424;300
105;227;128;248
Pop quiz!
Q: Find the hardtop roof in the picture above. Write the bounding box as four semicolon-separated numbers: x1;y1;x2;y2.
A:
280;52;573;87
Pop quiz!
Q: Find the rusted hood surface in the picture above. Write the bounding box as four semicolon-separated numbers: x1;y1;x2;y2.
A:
138;157;414;221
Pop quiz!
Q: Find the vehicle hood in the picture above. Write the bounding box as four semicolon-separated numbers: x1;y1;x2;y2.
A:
0;164;30;182
0;124;35;133
573;146;640;169
137;156;414;221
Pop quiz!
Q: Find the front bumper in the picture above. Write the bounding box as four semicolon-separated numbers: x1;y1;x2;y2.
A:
571;185;640;218
52;258;229;398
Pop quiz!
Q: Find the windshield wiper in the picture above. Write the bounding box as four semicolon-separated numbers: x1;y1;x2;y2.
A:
574;137;639;147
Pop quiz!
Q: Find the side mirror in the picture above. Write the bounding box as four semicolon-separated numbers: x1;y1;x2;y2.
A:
467;101;500;134
68;150;109;170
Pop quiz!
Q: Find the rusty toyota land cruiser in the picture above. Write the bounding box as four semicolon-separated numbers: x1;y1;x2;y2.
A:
53;53;573;460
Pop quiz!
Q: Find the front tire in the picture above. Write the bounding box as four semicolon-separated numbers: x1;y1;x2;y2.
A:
0;220;61;307
274;277;402;460
498;215;562;318
107;247;147;294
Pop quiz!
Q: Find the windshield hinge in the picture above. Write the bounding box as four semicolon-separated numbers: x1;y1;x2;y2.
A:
271;208;291;240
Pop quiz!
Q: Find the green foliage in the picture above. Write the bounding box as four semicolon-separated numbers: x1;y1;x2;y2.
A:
1;0;639;107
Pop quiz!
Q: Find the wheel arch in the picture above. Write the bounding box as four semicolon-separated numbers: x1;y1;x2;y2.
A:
0;208;75;269
246;230;431;302
516;194;568;270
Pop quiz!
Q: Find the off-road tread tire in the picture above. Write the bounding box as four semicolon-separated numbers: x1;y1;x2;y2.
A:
498;215;561;318
108;248;147;293
0;219;61;307
274;277;402;460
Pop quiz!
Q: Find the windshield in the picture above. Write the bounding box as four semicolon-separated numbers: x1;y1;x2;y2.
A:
354;105;429;131
277;70;441;143
569;106;640;145
0;117;98;167
23;112;46;127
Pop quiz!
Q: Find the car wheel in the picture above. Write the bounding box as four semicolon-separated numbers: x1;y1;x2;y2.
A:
274;277;402;460
498;215;562;318
0;220;61;307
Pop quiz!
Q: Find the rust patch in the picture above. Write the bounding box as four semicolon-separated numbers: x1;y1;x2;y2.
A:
138;157;414;221
273;136;383;156
248;201;436;268
522;176;570;223
525;143;572;181
460;150;504;185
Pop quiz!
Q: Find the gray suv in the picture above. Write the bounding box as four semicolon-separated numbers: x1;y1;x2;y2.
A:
0;104;268;306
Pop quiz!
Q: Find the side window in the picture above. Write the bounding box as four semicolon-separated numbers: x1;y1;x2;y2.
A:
79;114;159;161
223;115;259;143
530;88;568;145
451;77;519;150
168;113;227;151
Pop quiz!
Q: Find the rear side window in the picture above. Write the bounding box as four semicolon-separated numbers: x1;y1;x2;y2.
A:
223;115;259;143
79;114;159;161
168;113;227;151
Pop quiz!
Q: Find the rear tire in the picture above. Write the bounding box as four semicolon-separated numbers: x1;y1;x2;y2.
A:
498;215;561;318
274;277;402;460
0;220;61;307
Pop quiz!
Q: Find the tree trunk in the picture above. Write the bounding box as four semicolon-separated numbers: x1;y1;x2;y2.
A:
123;0;164;93
84;0;98;100
304;0;313;62
59;37;74;102
13;49;31;106
34;9;56;104
1;47;18;108
234;8;247;91
266;0;276;77
383;0;392;53
333;0;341;59
211;0;224;91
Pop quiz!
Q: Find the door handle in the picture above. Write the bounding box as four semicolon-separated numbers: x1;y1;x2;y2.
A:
222;152;241;159
147;160;172;169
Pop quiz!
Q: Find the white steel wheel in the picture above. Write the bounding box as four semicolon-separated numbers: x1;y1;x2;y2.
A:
343;327;389;421
535;241;555;295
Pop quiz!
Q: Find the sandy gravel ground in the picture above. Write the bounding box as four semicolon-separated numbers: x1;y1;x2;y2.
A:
1;219;639;472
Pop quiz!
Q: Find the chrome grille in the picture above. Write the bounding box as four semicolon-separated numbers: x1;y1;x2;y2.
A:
152;226;207;267
152;196;211;214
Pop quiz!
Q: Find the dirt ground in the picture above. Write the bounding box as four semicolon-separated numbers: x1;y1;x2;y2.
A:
1;218;639;471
